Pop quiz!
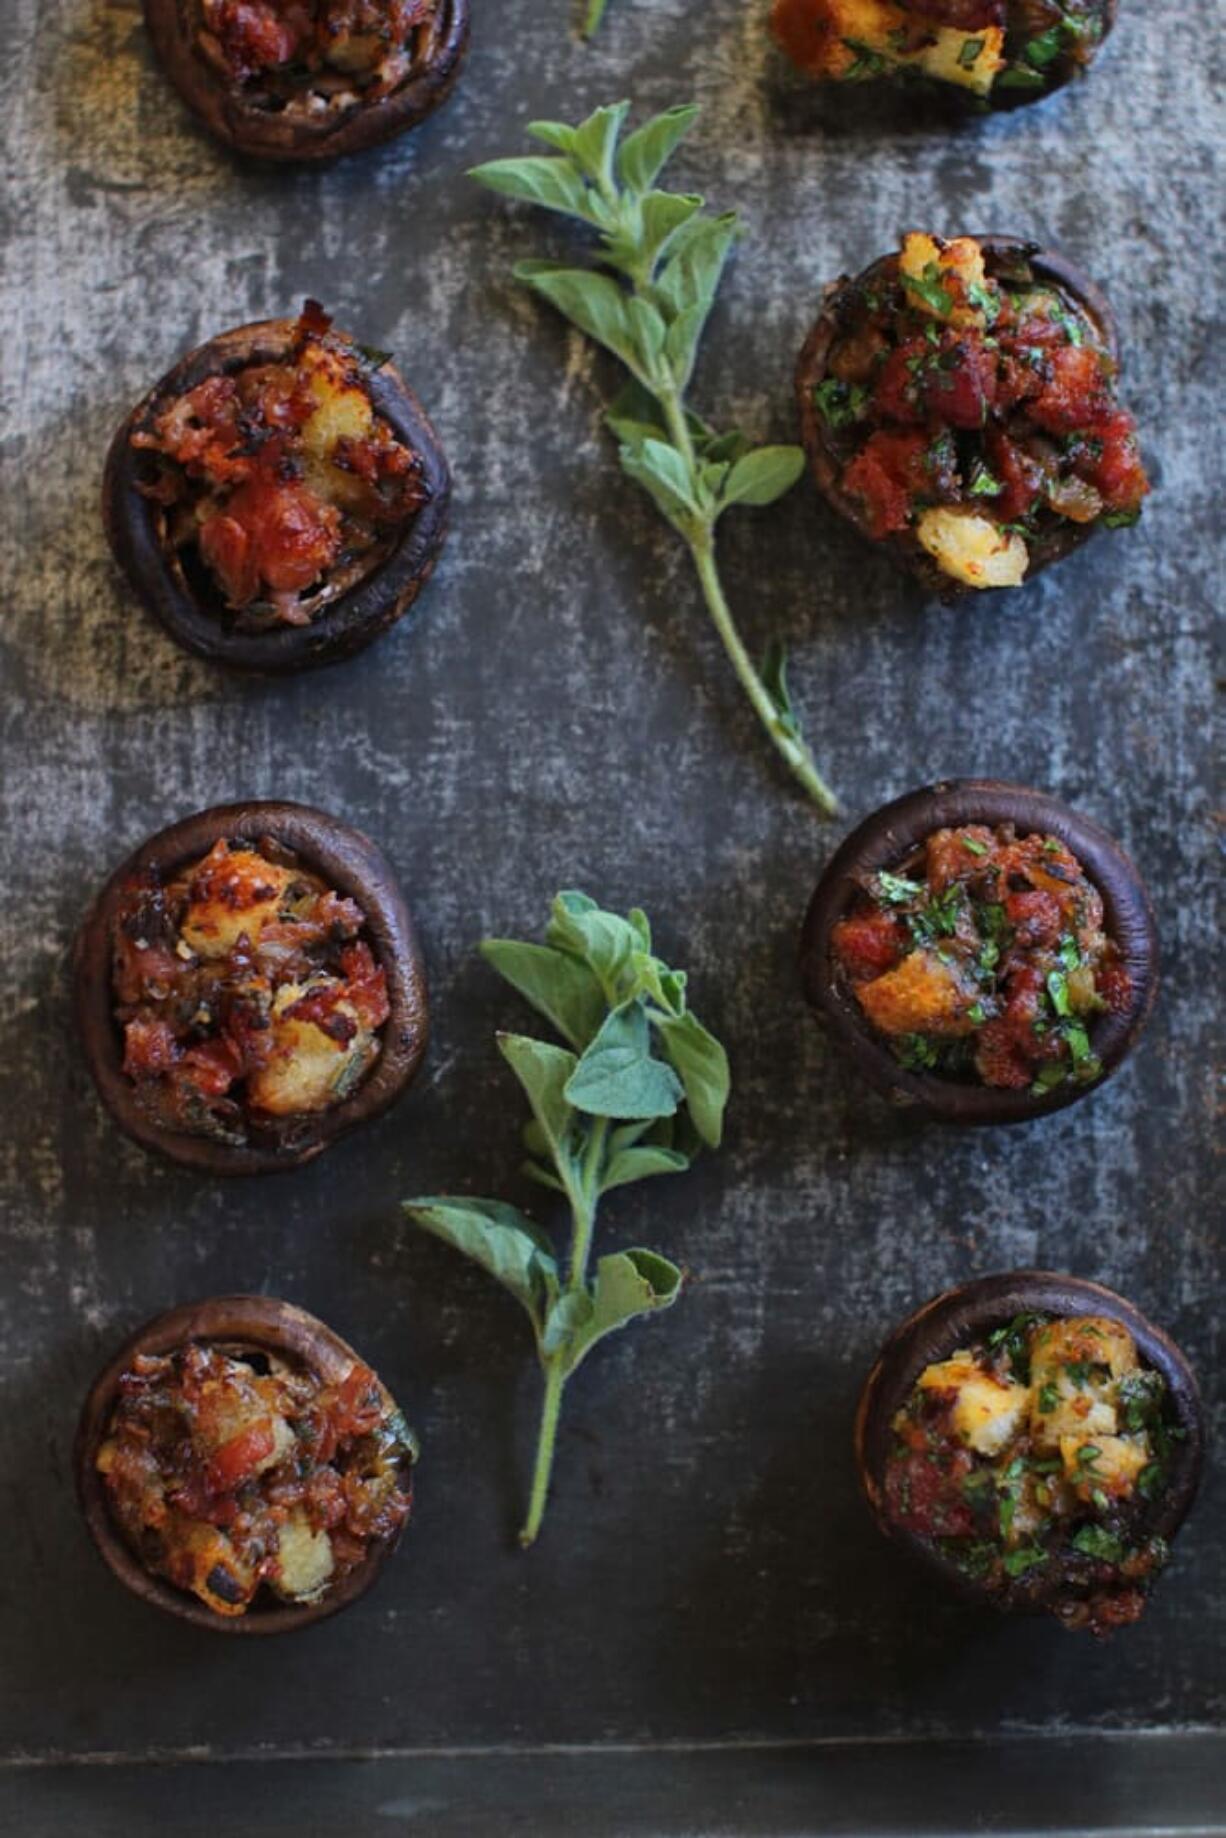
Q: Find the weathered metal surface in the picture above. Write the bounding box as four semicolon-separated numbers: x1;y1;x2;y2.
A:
1;0;1221;1825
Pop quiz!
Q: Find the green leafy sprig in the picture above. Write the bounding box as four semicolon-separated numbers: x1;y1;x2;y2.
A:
470;102;839;817
403;891;730;1547
581;0;610;37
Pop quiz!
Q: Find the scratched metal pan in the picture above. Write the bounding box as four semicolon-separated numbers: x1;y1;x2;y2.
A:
0;0;1220;1831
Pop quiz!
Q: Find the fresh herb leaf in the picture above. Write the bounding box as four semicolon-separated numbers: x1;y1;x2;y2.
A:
1003;1545;1048;1578
565;1004;684;1121
1037;1382;1059;1414
874;870;925;904
473;102;838;816
901;262;954;318
1103;507;1141;529
813;378;869;431
404;892;728;1546
1072;1523;1125;1563
967;460;1003;498
957;36;985;67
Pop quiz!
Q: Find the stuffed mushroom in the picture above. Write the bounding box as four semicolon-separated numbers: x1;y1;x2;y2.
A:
104;301;450;672
800;780;1157;1123
855;1273;1203;1633
144;0;470;161
77;1296;416;1631
771;0;1115;108
74;801;429;1173
796;234;1147;597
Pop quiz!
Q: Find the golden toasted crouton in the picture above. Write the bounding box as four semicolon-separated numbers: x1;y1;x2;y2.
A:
855;947;977;1037
245;980;378;1117
916;507;1029;589
918;1352;1029;1454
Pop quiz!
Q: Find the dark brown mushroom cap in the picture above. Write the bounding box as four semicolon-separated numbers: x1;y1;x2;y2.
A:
795;236;1120;600
76;1296;415;1634
103;316;451;674
143;0;470;162
73;800;429;1175
989;0;1118;110
854;1271;1204;1617
799;779;1158;1125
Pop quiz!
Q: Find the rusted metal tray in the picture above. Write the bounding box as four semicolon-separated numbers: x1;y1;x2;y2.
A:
1;0;1220;1830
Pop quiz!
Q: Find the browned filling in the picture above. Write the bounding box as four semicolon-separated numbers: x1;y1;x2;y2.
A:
113;835;391;1142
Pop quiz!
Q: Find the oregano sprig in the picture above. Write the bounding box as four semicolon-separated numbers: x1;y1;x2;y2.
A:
470;102;839;817
403;891;730;1546
581;0;610;37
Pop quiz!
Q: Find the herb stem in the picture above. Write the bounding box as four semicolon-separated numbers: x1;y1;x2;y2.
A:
520;1355;566;1547
581;0;610;38
653;385;838;815
520;1114;608;1545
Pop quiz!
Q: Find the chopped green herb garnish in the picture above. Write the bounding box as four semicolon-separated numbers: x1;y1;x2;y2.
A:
1003;1545;1048;1578
960;834;988;856
1023;26;1065;67
1072;1524;1125;1564
813;378;870;431
874;870;924;904
995;62;1047;90
967;1002;986;1024
966;280;1000;326
842;37;889;79
1037;1382;1059;1414
1046;969;1071;1017
967;461;1003;498
1103;508;1141;528
902;262;954;318
1059;935;1081;971
957;36;985;68
1076;1443;1102;1469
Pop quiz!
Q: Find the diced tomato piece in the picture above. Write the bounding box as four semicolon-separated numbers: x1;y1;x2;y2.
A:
208;1;301;78
1077;410;1149;514
198;514;259;606
986;429;1043;522
884;1446;977;1539
841;431;933;538
123;1017;180;1079
338;941;391;1029
871;341;927;426
974;1019;1033;1089
1028;343;1115;435
1003;889;1063;950
200;478;341;604
831;910;907;980
205;1419;277;1494
1096;959;1133;1015
920;334;997;430
179;1037;243;1097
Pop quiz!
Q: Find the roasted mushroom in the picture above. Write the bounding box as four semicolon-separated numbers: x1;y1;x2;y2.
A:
103;302;450;673
144;0;470;162
855;1272;1203;1633
796;234;1147;599
771;0;1116;108
77;1296;417;1633
74;801;429;1174
799;780;1157;1124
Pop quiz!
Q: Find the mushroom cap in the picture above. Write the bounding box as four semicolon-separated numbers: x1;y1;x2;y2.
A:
143;0;470;162
795;236;1120;599
74;800;429;1174
103;316;450;673
799;779;1158;1124
854;1270;1203;1615
77;1295;415;1634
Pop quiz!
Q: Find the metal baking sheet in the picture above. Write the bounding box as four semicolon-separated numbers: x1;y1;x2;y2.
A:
2;0;1221;1830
